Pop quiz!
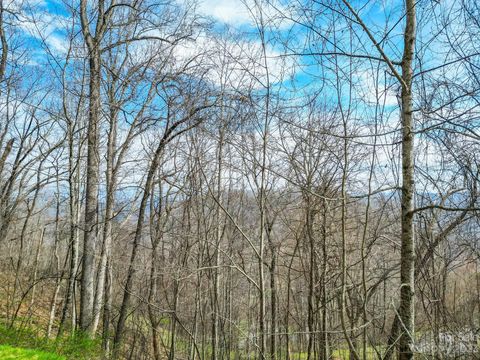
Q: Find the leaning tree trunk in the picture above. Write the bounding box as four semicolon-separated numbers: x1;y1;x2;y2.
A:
113;131;173;355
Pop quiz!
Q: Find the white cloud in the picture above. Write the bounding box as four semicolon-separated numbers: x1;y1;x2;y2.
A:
17;9;69;56
354;68;399;107
199;0;252;25
172;33;292;89
45;33;69;55
4;0;47;12
196;0;291;28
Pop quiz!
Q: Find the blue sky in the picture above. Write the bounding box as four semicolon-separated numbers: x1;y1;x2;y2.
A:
5;0;478;201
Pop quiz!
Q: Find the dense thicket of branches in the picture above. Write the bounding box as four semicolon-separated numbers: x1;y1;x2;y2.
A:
1;0;480;359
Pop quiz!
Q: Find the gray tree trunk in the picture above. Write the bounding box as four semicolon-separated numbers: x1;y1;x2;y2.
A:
398;0;416;357
79;0;107;336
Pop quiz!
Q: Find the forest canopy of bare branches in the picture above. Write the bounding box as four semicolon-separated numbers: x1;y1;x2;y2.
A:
0;0;480;359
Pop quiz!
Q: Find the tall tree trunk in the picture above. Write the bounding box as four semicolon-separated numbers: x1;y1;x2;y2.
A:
0;0;8;83
320;204;328;360
80;44;101;338
47;177;62;337
92;98;118;334
212;126;225;360
269;248;277;360
79;0;108;335
58;126;81;336
149;244;161;360
102;258;112;352
79;48;100;335
169;282;179;360
306;196;315;360
398;0;416;357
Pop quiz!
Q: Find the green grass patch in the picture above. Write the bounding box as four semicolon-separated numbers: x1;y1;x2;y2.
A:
0;324;101;360
290;346;382;360
331;346;382;360
0;345;65;360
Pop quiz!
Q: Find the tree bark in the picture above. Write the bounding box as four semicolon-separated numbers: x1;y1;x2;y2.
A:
79;0;109;336
398;0;416;356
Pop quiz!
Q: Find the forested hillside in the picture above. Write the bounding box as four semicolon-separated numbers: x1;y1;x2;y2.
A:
0;0;479;359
